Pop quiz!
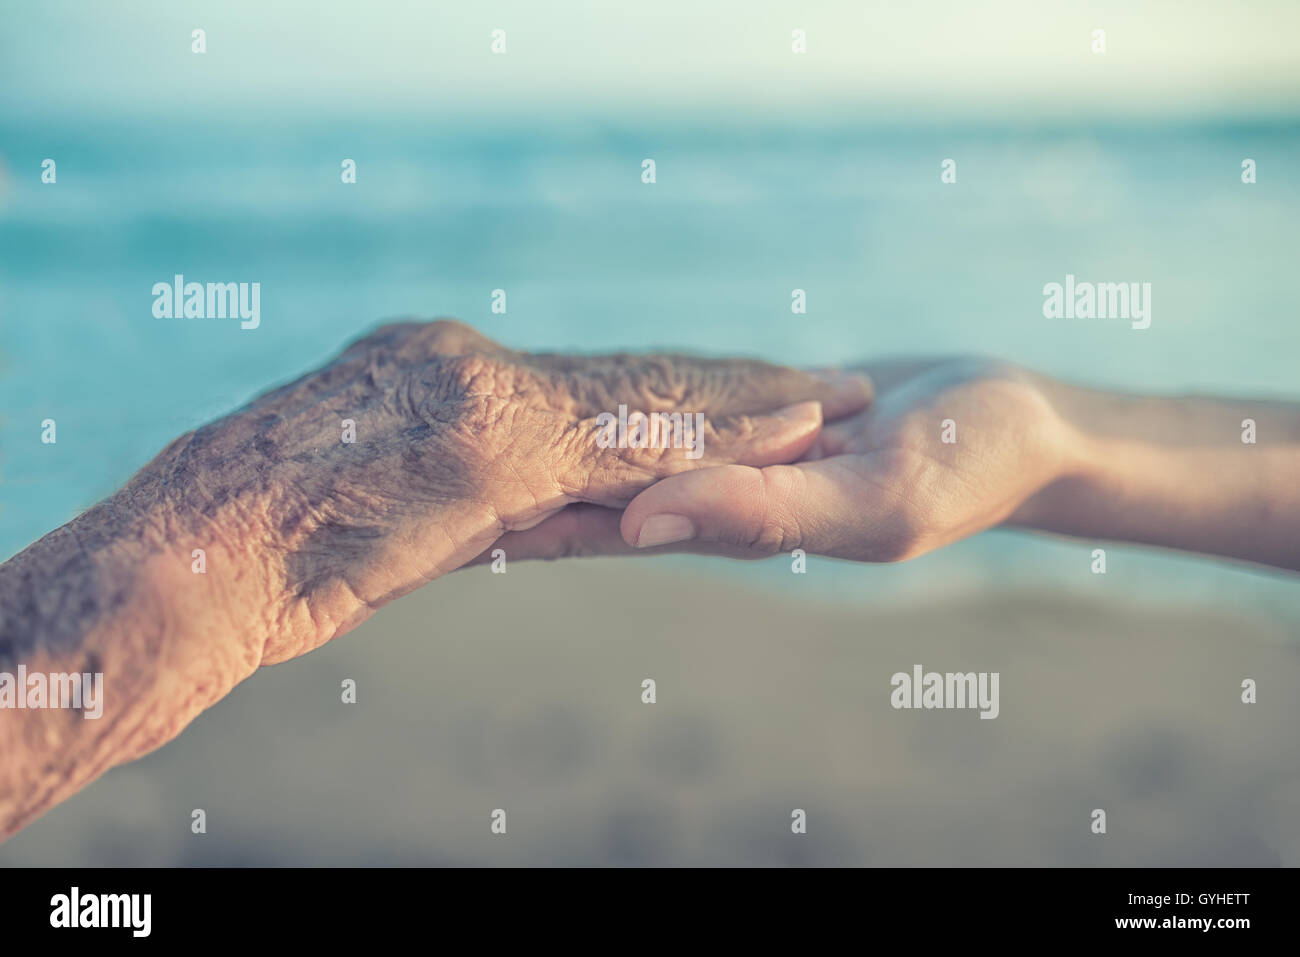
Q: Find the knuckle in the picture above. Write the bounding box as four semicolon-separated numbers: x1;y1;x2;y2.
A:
441;353;485;392
746;467;802;553
720;413;757;444
422;318;477;352
438;353;512;399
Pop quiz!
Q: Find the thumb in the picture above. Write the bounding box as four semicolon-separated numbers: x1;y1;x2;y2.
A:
620;459;866;556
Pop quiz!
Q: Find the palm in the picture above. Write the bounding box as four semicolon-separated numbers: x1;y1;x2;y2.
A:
795;358;1064;561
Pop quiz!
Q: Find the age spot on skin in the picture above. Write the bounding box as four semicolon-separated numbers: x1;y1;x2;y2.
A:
283;522;388;600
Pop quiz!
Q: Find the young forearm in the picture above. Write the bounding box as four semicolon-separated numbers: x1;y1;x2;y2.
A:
1011;376;1300;571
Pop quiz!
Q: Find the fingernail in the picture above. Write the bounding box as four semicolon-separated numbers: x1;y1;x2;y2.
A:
636;514;696;548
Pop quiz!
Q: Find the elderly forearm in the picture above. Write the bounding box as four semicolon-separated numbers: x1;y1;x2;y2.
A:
1009;376;1300;571
0;320;868;839
0;482;267;840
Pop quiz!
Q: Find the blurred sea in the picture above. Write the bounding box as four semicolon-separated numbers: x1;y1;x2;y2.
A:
2;113;1298;620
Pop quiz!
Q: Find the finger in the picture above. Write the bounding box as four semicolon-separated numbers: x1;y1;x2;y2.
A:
619;458;879;557
734;366;874;421
684;361;873;420
566;400;826;506
465;504;771;565
467;504;628;564
812;415;865;458
531;354;873;421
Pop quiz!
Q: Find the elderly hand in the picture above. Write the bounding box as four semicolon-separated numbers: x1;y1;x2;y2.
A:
113;319;875;664
0;318;873;837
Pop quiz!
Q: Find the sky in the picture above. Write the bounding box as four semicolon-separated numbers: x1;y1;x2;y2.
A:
2;0;1298;121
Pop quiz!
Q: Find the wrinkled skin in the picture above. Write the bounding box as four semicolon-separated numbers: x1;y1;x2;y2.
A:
0;318;877;841
486;357;1074;565
117;319;873;664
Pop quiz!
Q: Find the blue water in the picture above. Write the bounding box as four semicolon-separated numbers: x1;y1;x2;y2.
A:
2;114;1298;617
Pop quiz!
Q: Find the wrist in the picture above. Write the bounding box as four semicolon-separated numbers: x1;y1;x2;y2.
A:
1002;371;1113;531
99;489;271;678
1000;363;1213;548
98;443;291;671
126;422;508;666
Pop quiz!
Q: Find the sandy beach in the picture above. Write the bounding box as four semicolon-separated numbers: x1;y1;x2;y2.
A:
2;555;1296;867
